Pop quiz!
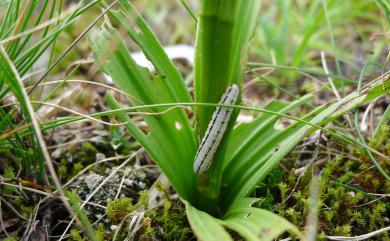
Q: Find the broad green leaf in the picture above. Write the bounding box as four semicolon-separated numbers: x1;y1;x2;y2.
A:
223;198;301;241
223;206;300;241
219;96;312;210
184;200;233;241
221;76;390;209
90;3;197;201
186;198;300;241
194;0;261;137
194;0;262;212
110;0;193;104
375;0;390;21
224;95;312;169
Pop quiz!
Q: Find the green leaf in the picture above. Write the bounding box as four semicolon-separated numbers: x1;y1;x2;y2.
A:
220;96;312;209
222;198;301;241
224;96;312;169
184;200;233;241
110;0;193;104
375;0;390;21
194;0;261;137
220;76;390;209
194;0;261;212
373;102;390;139
90;3;197;201
185;198;300;241
66;190;98;241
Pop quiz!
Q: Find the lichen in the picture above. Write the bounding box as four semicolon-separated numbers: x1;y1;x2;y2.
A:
84;173;103;191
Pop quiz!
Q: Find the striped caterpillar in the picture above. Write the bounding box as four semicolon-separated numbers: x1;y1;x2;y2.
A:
193;84;239;175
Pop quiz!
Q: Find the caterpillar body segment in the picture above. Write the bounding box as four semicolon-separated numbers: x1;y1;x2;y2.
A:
193;84;239;175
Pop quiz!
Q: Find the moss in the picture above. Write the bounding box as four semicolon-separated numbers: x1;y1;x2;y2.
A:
285;208;301;224
154;200;192;240
58;158;68;177
334;224;351;236
317;231;327;241
69;229;84;241
72;162;84;176
4;237;18;241
21;205;33;218
3;166;14;178
278;182;289;200
106;198;134;223
336;171;354;183
369;124;389;150
2;166;15;195
143;218;155;238
103;190;190;240
135;190;149;210
257;147;390;240
81;141;98;154
323;210;334;223
370;203;386;229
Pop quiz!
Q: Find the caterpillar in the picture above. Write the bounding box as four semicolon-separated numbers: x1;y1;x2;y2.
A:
193;84;239;175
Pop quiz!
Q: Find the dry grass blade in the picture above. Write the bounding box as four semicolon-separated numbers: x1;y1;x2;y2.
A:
327;226;390;241
1;100;128;126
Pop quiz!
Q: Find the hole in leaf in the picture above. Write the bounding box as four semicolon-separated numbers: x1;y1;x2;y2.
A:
175;121;182;130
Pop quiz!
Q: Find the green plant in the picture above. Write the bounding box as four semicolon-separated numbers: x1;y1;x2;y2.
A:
145;200;192;240
66;190;98;241
0;0;100;180
0;2;107;239
271;146;389;240
90;0;390;240
251;0;388;85
106;197;135;223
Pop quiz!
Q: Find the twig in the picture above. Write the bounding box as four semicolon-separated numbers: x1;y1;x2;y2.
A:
304;175;320;241
115;173;127;200
321;51;353;129
352;196;386;208
64;155;131;186
327;226;390;241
